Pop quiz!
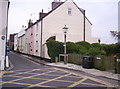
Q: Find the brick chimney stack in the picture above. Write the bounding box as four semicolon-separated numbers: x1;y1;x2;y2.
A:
52;0;63;10
39;9;47;19
28;19;33;28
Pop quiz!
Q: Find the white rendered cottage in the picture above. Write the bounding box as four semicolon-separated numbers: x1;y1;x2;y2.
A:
24;0;99;59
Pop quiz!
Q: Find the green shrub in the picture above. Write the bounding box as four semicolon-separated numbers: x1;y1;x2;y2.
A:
78;45;88;54
66;42;79;54
66;42;88;54
87;47;106;56
102;44;116;56
46;40;64;60
114;44;120;57
116;53;120;59
91;43;102;49
76;41;91;49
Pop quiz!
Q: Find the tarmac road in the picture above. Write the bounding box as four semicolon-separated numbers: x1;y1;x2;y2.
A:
1;52;119;88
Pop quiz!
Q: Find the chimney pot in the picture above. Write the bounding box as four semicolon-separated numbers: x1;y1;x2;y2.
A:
42;9;43;13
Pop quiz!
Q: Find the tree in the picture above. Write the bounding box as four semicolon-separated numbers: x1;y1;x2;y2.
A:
110;31;120;43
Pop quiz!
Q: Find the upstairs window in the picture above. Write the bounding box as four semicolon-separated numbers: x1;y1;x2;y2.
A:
68;8;72;15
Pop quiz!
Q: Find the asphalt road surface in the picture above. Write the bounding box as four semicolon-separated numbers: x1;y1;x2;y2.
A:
1;52;119;89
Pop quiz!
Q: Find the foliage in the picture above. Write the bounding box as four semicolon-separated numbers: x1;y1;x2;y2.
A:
66;42;88;54
46;40;120;59
102;44;116;56
91;43;102;49
66;42;79;54
114;44;120;54
46;40;63;60
115;44;120;58
76;41;91;49
86;47;106;56
110;31;120;40
78;45;88;55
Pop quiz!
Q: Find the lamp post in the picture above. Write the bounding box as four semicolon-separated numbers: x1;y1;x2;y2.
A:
62;25;68;64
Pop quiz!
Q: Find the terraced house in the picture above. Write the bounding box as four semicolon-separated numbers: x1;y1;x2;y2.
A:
16;0;99;59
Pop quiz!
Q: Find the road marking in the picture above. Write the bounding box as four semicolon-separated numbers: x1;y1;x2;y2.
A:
3;67;54;77
28;73;72;87
86;76;116;87
30;76;75;83
2;69;57;85
68;78;87;87
81;82;107;87
2;67;118;87
55;68;117;87
8;81;31;86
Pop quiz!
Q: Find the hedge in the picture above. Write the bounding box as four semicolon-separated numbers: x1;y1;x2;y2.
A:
46;40;120;59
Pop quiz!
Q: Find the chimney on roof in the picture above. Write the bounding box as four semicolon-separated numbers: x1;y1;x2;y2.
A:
39;9;47;19
28;19;33;27
42;9;44;13
52;0;63;10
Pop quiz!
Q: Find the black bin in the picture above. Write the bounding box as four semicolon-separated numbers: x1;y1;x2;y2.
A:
83;56;94;69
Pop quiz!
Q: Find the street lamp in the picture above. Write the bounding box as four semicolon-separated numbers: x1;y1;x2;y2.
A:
62;25;68;64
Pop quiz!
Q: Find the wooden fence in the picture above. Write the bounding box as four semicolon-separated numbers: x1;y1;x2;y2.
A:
68;54;115;71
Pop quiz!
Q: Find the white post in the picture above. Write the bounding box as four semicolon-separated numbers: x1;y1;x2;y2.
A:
1;56;5;70
6;56;9;67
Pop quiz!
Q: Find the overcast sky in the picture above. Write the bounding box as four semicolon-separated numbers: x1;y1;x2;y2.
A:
8;0;119;44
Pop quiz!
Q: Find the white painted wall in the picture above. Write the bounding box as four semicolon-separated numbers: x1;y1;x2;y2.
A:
18;29;26;53
14;34;18;51
42;0;98;59
0;0;9;70
33;23;41;56
85;18;98;43
18;35;26;53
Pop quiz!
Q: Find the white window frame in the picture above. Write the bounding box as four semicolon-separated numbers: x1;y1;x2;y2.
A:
68;8;72;15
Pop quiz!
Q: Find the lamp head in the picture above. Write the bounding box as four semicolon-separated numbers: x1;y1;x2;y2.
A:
63;25;68;33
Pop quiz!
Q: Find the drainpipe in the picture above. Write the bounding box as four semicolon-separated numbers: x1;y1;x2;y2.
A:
83;10;85;42
40;18;43;58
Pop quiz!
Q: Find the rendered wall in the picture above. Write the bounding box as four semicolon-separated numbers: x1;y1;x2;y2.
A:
0;0;9;70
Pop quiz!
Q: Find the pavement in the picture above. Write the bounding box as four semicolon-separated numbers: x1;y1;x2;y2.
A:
21;54;120;81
